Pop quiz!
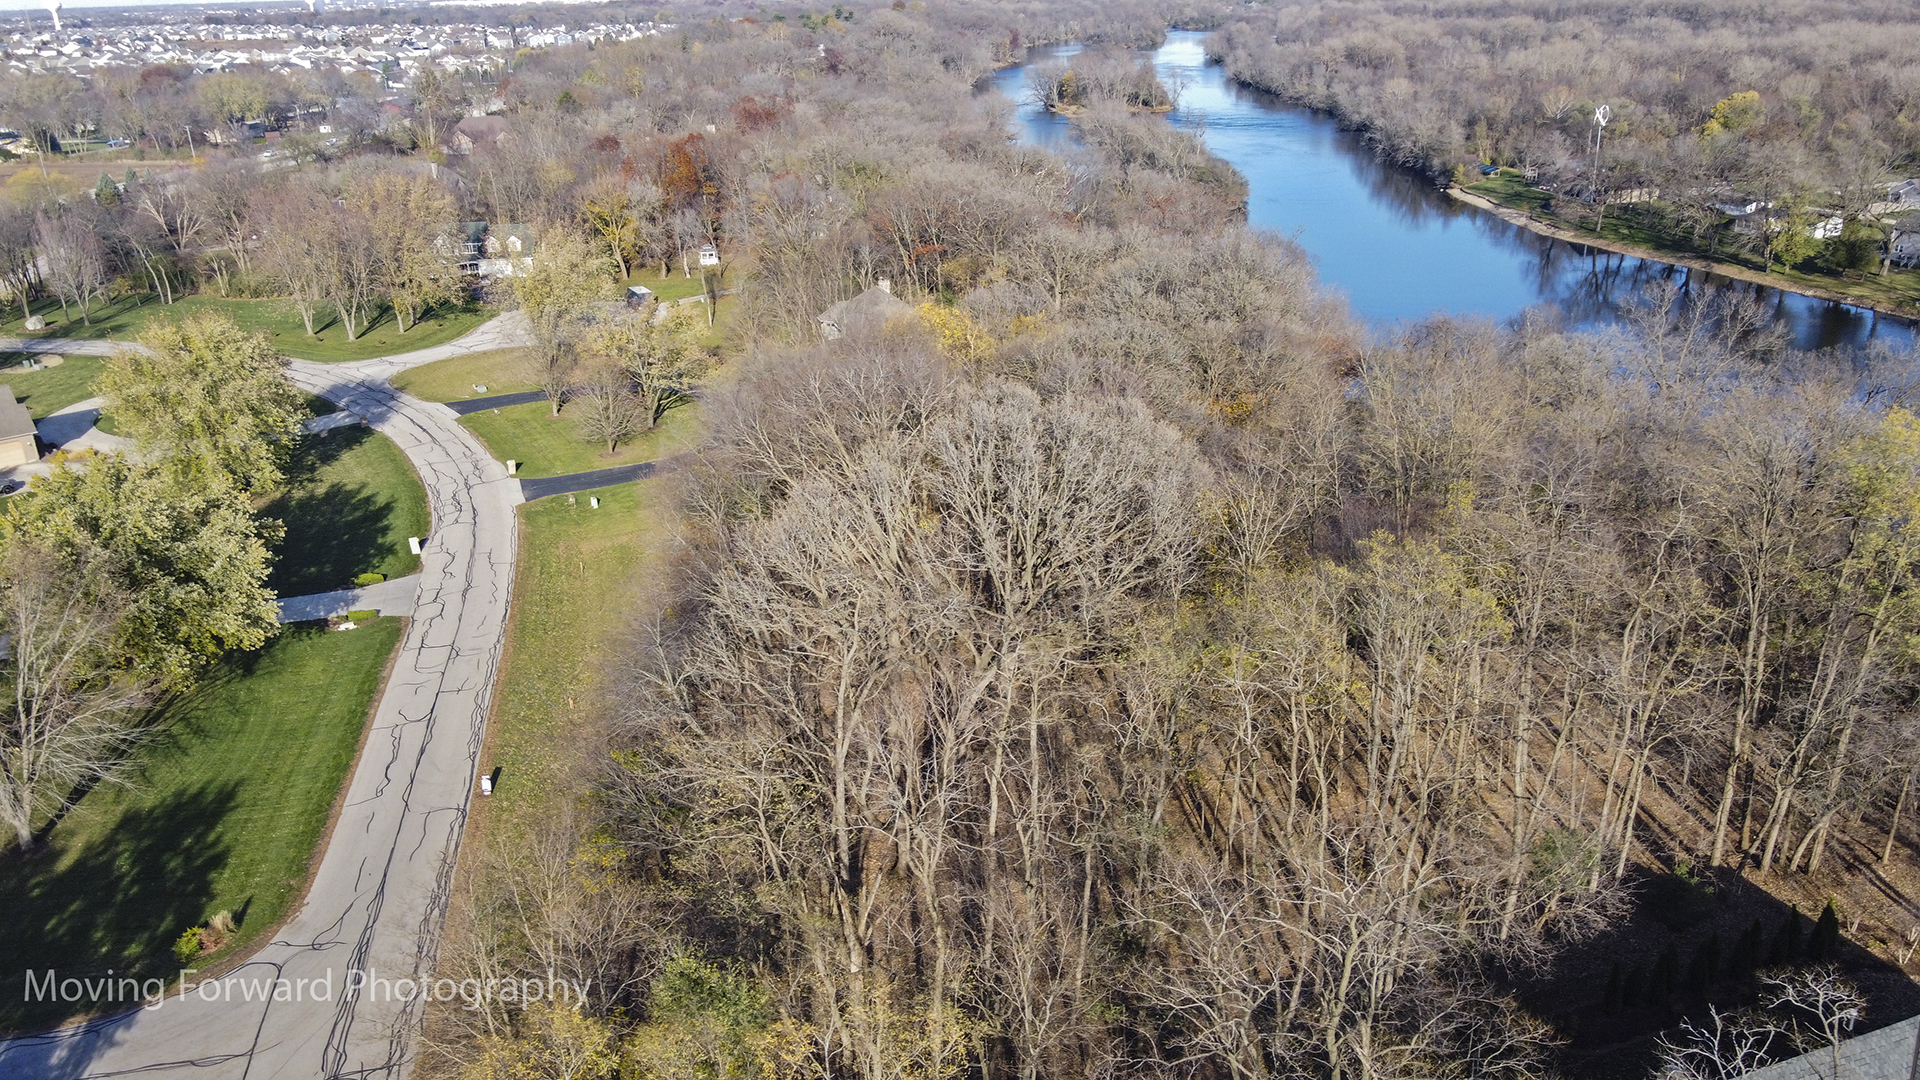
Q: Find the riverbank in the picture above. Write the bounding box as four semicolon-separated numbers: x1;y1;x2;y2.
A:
1449;186;1920;326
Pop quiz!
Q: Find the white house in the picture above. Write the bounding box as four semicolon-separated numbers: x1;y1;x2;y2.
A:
473;224;535;277
1890;222;1920;268
1712;196;1770;217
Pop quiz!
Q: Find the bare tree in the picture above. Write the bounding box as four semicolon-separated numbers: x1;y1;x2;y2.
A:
1762;966;1865;1080
571;361;646;454
494;227;617;415
587;303;708;430
1655;1007;1789;1080
34;211;108;326
0;545;150;853
256;185;337;336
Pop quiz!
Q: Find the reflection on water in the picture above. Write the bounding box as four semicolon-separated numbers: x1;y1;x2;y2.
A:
989;32;1916;352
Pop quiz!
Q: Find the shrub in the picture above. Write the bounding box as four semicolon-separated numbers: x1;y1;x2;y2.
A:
352;572;385;588
201;909;236;950
172;927;202;964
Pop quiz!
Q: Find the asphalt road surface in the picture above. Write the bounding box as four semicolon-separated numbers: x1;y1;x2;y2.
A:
0;318;527;1079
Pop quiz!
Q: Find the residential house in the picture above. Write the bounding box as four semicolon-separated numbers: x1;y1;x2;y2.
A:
450;114;509;155
1712;196;1770;218
817;279;912;340
0;386;39;467
474;224;535;277
1890;215;1920;268
1870;178;1920;218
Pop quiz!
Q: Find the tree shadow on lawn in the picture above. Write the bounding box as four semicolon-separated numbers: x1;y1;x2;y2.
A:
0;782;239;1033
265;428;403;597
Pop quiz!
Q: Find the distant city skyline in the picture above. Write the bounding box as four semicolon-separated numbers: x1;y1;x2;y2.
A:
0;0;301;12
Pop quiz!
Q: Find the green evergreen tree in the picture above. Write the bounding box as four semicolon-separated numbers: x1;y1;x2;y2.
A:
1689;932;1721;992
1770;907;1802;966
1733;917;1766;973
1622;965;1645;1008
1810;901;1841;961
1652;942;1678;1007
93;172;117;206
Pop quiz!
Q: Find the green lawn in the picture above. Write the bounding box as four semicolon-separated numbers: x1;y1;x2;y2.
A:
1466;172;1553;215
622;266;721;304
0;294;494;363
388;348;535;403
0;618;404;1033
459;398;702;479
0;354;103;418
263;427;430;596
475;481;665;839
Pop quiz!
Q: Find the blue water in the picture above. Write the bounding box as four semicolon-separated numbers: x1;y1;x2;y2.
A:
993;32;1914;352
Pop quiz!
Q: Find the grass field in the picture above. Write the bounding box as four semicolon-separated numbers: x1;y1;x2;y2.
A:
0;354;103;418
264;427;430;596
387;348;535;403
459;398;702;479
0;294;494;364
472;481;666;840
0;618;404;1033
622;266;720;304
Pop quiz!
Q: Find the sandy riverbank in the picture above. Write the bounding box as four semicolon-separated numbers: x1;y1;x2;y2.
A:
1447;187;1920;324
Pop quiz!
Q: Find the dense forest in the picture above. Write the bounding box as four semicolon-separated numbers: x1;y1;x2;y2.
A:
15;0;1920;1076
313;4;1920;1080
1213;0;1920;274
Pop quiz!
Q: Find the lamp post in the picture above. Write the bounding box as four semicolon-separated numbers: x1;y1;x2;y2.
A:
1591;104;1611;230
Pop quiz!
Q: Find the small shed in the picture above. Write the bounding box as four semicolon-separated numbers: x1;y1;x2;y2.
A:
626;285;655;307
0;385;39;467
698;243;720;267
817;280;913;340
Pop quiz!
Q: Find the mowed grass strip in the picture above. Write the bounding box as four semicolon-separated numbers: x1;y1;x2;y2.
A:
264;427;430;597
473;480;666;839
0;294;493;364
0;619;404;1034
621;267;719;304
388;348;536;403
458;399;701;479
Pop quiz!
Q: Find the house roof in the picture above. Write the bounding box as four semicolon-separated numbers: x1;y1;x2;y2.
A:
455;114;509;144
818;285;913;337
0;386;36;442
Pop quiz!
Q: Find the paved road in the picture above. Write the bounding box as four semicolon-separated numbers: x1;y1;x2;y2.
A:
0;318;526;1079
0;310;529;365
443;390;545;415
517;458;676;501
277;575;424;625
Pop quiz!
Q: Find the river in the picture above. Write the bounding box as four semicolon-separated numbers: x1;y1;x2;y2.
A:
991;32;1916;352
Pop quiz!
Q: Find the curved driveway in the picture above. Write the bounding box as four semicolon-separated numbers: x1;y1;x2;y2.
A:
0;318;527;1079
